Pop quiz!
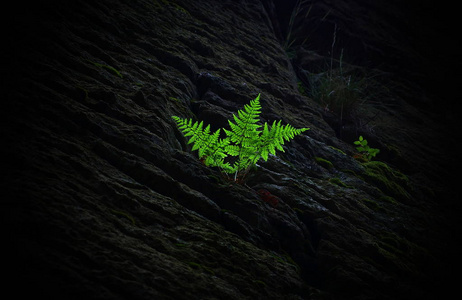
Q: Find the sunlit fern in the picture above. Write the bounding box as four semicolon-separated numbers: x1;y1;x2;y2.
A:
172;94;309;182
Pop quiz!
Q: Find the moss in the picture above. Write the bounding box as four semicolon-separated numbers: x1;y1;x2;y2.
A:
270;252;300;274
314;156;334;169
169;96;181;102
378;233;402;254
360;198;383;211
155;0;189;14
385;144;401;157
361;161;410;202
372;231;430;276
361;234;413;274
282;253;301;274
187;262;215;275
201;265;215;275
110;209;136;225
252;279;267;288
75;85;89;101
297;80;307;96
89;61;123;78
328;145;346;155
292;207;304;215
329;177;353;189
341;169;358;177
187;261;202;270
379;195;397;205
376;246;410;271
377;230;425;257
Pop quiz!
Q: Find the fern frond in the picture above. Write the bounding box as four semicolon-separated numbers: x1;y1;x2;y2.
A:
172;116;229;170
225;94;262;145
257;120;309;162
225;144;240;156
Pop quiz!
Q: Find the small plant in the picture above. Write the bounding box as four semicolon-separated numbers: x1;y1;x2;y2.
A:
354;136;380;161
305;49;367;125
283;0;312;57
172;94;309;182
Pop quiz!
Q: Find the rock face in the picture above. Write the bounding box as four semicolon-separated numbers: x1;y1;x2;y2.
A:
4;0;459;299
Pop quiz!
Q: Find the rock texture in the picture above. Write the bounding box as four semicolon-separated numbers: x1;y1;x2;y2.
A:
3;0;459;299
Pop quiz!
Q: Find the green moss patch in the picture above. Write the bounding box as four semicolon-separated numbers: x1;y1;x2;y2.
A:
329;177;353;189
187;261;215;275
90;61;123;78
328;145;346;155
314;157;334;169
360;198;383;211
361;161;410;202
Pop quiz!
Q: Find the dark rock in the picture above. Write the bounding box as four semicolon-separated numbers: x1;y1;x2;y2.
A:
3;0;459;299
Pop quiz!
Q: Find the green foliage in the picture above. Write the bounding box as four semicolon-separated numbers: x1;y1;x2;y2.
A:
89;60;123;78
314;157;333;169
171;117;232;172
157;0;189;14
172;94;309;181
306;65;366;123
361;161;410;202
329;177;353;189
297;80;307;96
110;209;136;225
354;136;380;161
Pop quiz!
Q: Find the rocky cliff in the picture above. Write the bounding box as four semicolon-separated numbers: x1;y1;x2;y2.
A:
4;0;459;299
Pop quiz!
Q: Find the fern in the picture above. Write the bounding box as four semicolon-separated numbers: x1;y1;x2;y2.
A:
172;94;309;182
171;116;232;172
223;95;262;179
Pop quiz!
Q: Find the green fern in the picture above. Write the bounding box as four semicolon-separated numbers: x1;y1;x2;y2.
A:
171;117;232;172
223;96;262;178
172;94;309;181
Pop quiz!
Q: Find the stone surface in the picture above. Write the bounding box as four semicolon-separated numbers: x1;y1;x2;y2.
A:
3;0;459;299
